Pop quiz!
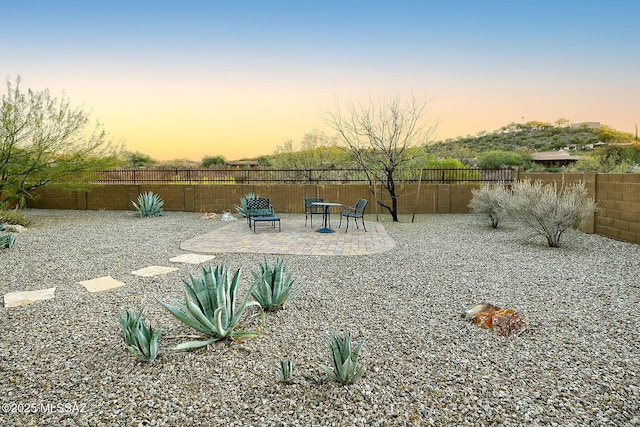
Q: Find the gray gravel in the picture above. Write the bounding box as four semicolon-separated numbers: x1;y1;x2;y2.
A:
1;209;639;426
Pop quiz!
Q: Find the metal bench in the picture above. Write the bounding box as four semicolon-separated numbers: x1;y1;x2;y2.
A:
247;198;281;233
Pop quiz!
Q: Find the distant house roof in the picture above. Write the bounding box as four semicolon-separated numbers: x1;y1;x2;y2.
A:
531;150;581;166
226;160;260;168
532;150;581;161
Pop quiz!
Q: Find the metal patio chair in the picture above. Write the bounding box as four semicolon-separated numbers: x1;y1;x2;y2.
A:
338;199;368;232
304;197;325;227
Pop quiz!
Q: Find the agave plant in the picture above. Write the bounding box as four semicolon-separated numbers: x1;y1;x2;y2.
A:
235;192;257;217
278;357;295;383
159;263;264;350
251;257;298;312
320;331;366;385
118;309;163;362
0;233;16;249
132;191;164;217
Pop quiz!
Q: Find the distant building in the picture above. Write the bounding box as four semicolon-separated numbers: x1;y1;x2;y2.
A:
531;150;581;167
226;160;261;169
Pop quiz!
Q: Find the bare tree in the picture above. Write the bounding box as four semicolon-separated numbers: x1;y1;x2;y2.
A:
325;95;436;221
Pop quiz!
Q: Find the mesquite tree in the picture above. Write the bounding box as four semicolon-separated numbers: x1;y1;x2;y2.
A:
0;77;119;208
325;95;436;221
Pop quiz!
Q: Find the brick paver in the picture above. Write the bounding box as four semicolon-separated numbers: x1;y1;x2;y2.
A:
180;217;396;256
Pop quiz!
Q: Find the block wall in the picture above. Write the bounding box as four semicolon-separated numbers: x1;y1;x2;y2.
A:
25;174;640;244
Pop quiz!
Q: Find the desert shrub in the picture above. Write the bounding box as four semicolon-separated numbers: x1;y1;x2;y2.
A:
201;155;226;168
468;182;510;228
132;192;164;217
118;309;163;362
504;179;597;247
320;331;366;385
159;263;264;350
251;257;298;312
0;209;32;227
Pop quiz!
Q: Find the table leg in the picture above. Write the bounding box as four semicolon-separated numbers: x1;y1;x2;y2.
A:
316;206;335;233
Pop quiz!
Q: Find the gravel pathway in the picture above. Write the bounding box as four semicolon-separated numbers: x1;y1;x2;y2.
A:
1;209;639;426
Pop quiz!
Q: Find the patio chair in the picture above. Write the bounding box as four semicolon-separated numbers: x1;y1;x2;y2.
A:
246;198;281;232
304;197;325;227
338;199;368;232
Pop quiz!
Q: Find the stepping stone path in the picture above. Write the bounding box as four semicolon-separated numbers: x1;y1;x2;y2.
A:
80;275;126;293
3;252;213;308
3;287;56;307
169;253;216;264
131;266;179;277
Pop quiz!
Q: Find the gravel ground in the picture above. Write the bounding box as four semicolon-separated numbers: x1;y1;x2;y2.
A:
1;209;639;427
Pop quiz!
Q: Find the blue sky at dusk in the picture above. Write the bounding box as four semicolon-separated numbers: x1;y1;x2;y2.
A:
4;1;639;161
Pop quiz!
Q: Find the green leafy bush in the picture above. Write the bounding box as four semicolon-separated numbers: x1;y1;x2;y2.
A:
132;192;164;217
0;209;32;227
469;183;510;228
504;179;597;247
201;155;226;168
251;257;297;312
159;263;264;350
235;192;257;217
278;357;295;384
0;233;16;249
118;309;163;362
478;150;523;168
320;331;366;385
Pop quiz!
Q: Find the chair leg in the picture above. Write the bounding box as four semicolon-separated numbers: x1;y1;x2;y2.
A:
344;216;349;232
338;215;343;229
362;217;367;232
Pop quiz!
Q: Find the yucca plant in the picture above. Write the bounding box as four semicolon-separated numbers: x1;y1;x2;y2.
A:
320;331;366;385
132;191;164;217
278;357;295;384
235;192;257;217
0;233;16;249
118;309;163;362
159;263;264;350
251;257;298;312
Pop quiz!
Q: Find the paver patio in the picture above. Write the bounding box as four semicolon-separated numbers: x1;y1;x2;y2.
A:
180;217;396;256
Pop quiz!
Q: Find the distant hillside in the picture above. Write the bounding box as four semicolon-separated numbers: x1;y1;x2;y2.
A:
426;121;635;159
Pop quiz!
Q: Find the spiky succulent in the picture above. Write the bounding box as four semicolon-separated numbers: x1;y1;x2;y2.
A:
278;357;295;383
0;233;16;249
320;331;366;385
132;191;164;217
251;257;297;311
159;263;264;350
118;309;163;362
235;192;257;217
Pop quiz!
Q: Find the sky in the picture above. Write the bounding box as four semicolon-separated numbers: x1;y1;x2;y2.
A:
4;1;639;162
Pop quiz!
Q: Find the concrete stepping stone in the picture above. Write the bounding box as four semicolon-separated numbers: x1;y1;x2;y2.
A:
80;276;125;292
4;287;56;307
131;266;179;277
169;254;216;264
